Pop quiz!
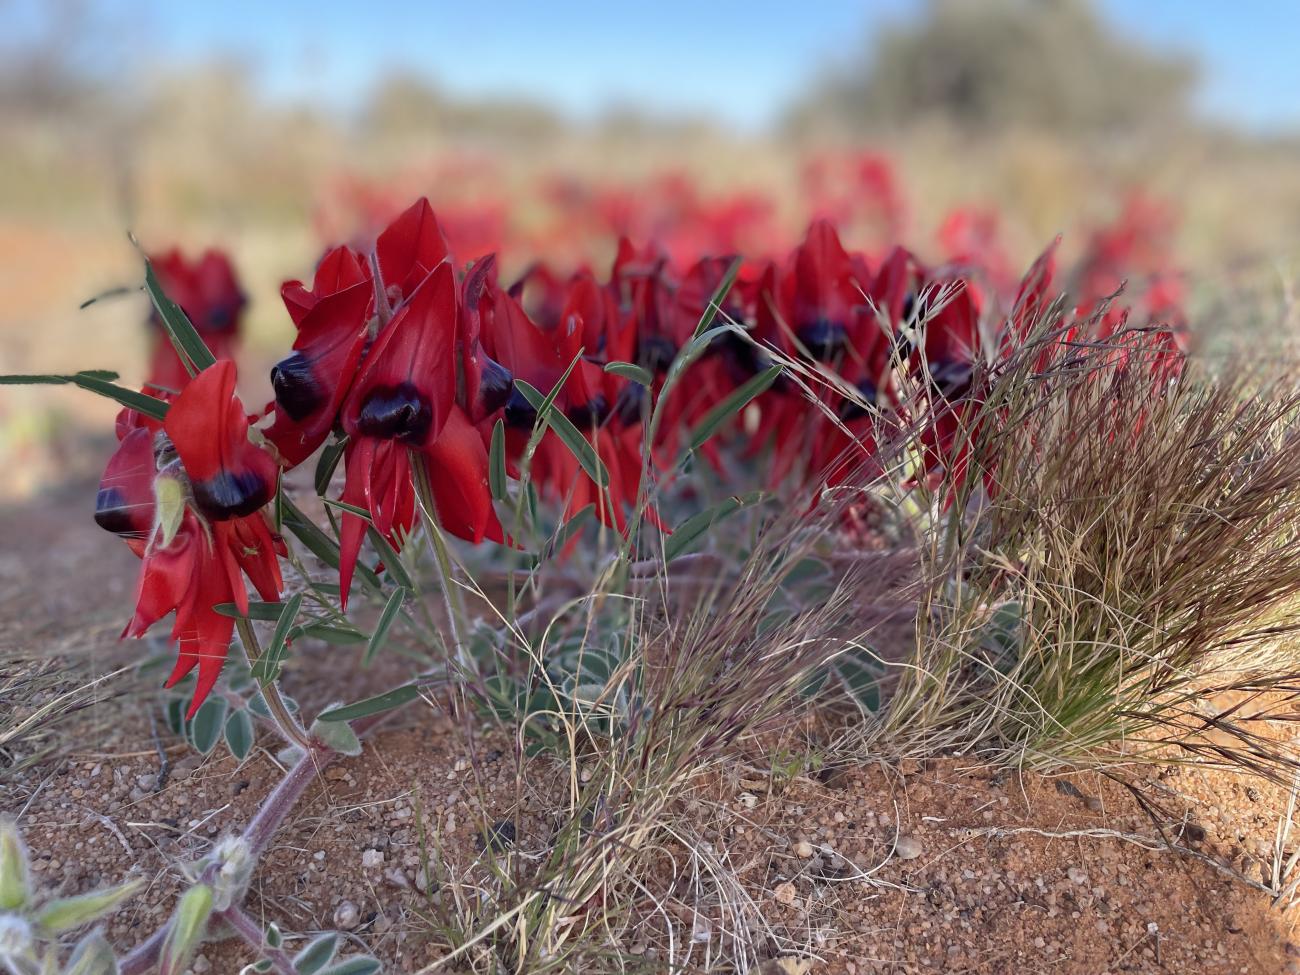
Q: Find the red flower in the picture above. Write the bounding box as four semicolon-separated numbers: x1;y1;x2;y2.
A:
146;249;246;393
265;245;374;467
97;361;283;716
266;197;454;469
336;260;502;604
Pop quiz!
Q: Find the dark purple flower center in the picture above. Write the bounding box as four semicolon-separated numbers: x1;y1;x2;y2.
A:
271;351;324;421
356;381;433;444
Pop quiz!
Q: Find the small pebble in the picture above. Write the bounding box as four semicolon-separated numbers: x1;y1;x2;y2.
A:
333;901;359;930
894;835;923;860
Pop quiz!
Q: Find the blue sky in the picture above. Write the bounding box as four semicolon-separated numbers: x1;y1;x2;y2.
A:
8;0;1300;132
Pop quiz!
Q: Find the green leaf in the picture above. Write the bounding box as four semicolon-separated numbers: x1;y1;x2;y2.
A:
224;709;254;761
323;498;373;520
273;476;285;534
693;256;742;338
144;257;215;375
251;593;303;685
35;878;143;932
265;922;283;949
189;697;228;754
489;419;509;501
314;437;349;496
159;884;213;975
293;933;338;974
603;361;654;386
321;958;382;975
215;601;287;622
317;684;422;722
664;492;764;562
686;365;780;452
246;693;271;719
291;622;366;646
366;526;414;590
363;587;407;668
309;716;362;757
164;697;186;736
0;371;170;421
516;380;609;488
0;818;32;910
832;651;882;711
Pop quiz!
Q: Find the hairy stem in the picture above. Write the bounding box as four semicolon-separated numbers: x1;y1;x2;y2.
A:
118;711;398;975
235;617;312;751
244;741;333;858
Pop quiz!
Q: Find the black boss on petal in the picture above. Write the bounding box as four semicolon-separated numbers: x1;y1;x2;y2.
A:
271;352;326;421
929;361;974;400
94;487;141;537
567;395;608;428
638;334;678;374
503;384;538;430
477;356;514;416
356;381;434;444
613;383;646;426
797;317;847;360
192;469;274;521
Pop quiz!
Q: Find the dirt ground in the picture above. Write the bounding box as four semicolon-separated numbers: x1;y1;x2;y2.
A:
4;477;1300;974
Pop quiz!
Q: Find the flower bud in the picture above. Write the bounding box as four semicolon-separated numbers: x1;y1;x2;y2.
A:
152;471;188;550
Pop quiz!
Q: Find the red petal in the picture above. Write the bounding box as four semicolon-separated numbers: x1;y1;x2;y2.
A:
265;278;373;467
94;425;156;543
423;405;503;544
376;198;451;302
166;360;278;520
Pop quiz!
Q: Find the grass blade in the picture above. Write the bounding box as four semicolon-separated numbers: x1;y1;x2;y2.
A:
664;491;763;562
489;419;509;501
251;593;302;685
314;437;348;496
604;361;654;386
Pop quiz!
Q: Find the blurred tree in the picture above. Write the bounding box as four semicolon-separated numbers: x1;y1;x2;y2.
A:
788;0;1198;136
364;73;563;145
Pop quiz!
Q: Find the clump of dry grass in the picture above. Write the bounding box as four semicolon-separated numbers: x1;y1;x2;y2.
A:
878;319;1300;784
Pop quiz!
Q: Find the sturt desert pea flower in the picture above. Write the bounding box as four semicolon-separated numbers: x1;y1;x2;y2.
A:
335;259;503;607
146;249;247;393
265;196;453;469
265;244;374;467
95;361;283;716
